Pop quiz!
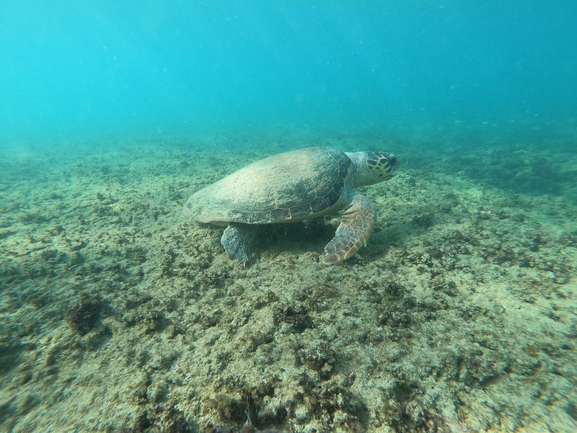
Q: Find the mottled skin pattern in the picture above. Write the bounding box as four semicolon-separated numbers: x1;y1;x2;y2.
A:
322;194;376;264
184;147;401;267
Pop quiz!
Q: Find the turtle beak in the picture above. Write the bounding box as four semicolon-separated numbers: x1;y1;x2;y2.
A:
387;154;401;173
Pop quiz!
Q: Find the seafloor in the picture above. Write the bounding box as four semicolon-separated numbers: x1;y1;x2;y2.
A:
1;124;576;433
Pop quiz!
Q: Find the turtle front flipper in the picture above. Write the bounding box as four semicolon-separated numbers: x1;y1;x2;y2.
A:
221;223;258;268
322;194;376;265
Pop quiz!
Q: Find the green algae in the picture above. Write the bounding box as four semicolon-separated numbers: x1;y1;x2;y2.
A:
0;130;576;432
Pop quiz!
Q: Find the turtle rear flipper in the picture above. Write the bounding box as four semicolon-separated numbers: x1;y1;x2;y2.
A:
322;195;376;265
221;224;257;268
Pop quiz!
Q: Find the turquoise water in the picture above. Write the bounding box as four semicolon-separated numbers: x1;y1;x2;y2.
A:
2;1;576;138
1;2;577;432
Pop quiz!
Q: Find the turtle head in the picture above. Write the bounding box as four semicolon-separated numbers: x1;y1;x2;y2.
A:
346;151;401;187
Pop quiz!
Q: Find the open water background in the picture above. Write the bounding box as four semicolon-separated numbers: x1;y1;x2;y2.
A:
1;0;576;141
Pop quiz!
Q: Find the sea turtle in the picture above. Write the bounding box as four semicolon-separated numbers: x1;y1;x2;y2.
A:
183;147;401;267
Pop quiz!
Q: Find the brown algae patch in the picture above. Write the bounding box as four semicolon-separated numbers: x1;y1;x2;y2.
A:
0;134;576;432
